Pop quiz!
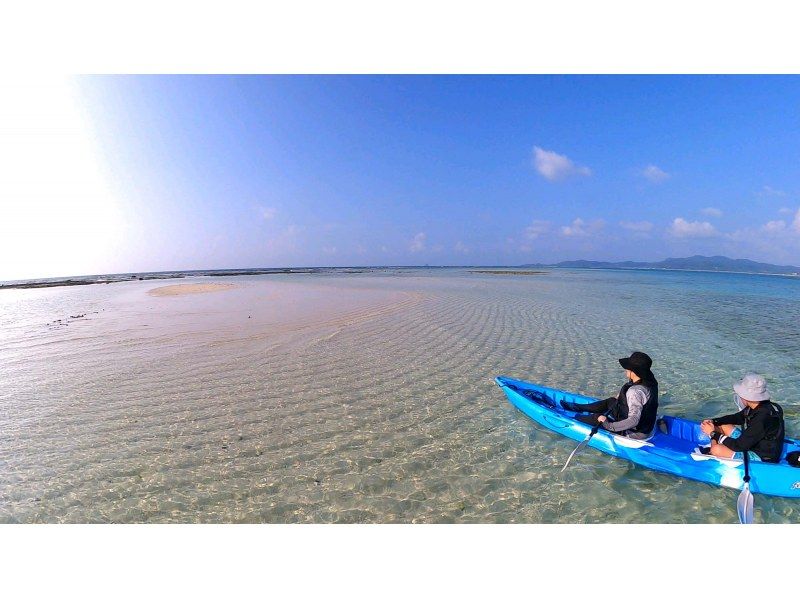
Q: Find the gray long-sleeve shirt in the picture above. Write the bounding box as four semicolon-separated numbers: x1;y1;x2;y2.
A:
601;385;653;437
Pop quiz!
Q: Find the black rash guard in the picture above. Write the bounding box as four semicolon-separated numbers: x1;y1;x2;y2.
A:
711;401;785;462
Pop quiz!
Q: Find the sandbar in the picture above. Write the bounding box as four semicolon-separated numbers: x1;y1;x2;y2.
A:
148;283;238;297
470;270;547;275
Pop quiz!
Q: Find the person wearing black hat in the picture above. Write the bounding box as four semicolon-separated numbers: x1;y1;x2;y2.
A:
560;351;659;440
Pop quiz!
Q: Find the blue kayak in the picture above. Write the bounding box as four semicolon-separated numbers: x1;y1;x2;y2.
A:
496;376;800;498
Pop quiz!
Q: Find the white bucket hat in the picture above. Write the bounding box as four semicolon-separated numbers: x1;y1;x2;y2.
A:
733;373;771;403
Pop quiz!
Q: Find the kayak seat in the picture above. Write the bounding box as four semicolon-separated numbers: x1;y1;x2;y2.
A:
658;415;707;445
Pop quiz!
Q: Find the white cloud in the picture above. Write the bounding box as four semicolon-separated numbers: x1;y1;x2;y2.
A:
322;246;338;255
763;208;800;236
641;165;670;183
700;207;723;217
259;206;277;220
757;185;787;198
762;220;786;233
668;218;717;238
264;224;303;254
524;220;551;239
619;220;653;232
726;221;800;264
561;218;605;237
409;232;426;252
532;146;591;181
454;241;469;254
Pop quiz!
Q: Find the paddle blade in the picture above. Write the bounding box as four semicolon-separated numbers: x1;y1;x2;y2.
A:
737;483;755;524
560;438;589;472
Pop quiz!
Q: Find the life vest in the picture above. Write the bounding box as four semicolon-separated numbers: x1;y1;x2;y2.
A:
611;378;659;436
743;401;785;462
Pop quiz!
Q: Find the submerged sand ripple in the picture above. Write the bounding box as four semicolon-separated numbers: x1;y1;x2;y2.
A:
0;272;798;523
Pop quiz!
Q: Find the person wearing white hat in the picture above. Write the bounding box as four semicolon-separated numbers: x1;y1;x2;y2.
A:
698;373;785;462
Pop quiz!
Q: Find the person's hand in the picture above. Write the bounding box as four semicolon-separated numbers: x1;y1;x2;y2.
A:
700;420;714;436
597;415;607;423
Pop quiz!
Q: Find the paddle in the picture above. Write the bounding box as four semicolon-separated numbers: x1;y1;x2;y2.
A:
499;380;609;472
729;393;755;524
737;451;754;524
560;412;610;473
737;417;755;524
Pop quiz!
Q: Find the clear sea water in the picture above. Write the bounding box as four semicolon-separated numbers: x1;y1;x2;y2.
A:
1;268;798;523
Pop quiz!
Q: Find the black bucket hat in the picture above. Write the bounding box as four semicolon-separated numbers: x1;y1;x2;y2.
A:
619;351;653;377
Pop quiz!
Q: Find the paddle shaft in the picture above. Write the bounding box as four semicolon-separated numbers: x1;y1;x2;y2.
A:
743;446;751;485
560;410;611;472
738;417;755;524
499;381;613;471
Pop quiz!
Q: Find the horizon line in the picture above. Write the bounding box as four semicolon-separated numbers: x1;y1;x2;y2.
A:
3;254;800;287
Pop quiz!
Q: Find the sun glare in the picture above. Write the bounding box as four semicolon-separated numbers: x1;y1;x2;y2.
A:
0;76;123;281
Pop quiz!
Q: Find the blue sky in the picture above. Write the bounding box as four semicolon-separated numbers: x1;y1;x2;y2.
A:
3;75;800;279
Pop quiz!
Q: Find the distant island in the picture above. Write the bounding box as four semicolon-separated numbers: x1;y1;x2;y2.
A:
520;255;800;276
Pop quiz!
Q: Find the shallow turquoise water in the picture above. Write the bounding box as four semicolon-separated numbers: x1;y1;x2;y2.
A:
1;268;798;523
